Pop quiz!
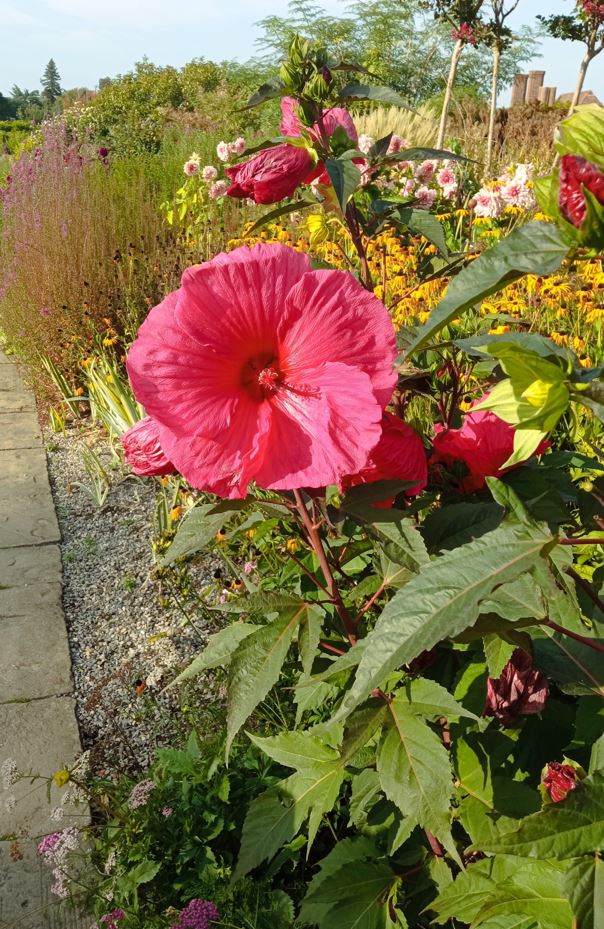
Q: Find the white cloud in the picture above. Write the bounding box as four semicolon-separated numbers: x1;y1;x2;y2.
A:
0;2;41;26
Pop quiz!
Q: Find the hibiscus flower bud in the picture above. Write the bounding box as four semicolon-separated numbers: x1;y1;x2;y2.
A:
484;649;549;726
341;411;427;506
559;154;604;228
225;144;314;205
542;762;577;803
121;417;175;477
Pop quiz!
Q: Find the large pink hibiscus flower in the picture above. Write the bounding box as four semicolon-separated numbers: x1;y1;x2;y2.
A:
126;244;397;498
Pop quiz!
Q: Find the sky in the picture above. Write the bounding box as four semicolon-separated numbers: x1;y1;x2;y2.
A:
0;0;603;103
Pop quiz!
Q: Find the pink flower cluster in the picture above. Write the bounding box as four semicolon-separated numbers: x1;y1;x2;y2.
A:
37;827;79;898
100;910;126;929
581;0;604;20
127;778;156;809
170;899;219;929
452;22;477;45
472;163;536;219
216;137;246;162
182;152;230;199
380;157;459;209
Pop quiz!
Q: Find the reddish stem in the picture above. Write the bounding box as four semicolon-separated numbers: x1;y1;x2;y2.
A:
353;580;387;625
287;550;331;597
561;538;604;545
544;620;604;655
293;489;357;645
320;641;346;656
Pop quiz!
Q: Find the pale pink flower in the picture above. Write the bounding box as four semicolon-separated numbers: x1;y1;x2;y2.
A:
243;560;256;574
280;97;358;143
415;186;437;210
442;183;458;200
121;417;175;477
228;137;246;155
209;180;229;199
162;806;174;817
437;167;456;189
126;243;397;498
415;160;436;182
401;178;416;197
473;188;503;219
183;160;200;177
218;589;229;604
387;134;409;154
202;165;218;183
357;134;375;154
216;142;230;162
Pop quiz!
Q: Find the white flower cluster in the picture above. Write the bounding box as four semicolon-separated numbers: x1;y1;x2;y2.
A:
472;163;536;219
0;757;19;790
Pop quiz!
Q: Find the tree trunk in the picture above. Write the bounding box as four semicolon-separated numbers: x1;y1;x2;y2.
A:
568;51;592;117
437;39;464;149
486;44;501;175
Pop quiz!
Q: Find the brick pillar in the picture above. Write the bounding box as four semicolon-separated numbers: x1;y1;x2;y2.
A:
526;70;546;104
511;73;528;106
537;86;548;104
547;87;557;106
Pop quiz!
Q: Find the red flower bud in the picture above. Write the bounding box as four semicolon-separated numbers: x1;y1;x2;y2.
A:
559;154;604;228
484;649;549;726
225;144;314;205
121;417;175;477
542;762;577;803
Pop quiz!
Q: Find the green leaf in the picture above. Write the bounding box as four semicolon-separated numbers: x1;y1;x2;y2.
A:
226;606;304;754
212;590;305;615
472;861;572;929
405;222;569;356
339;81;411;108
299;837;387;927
376;203;448;256
248;729;339;771
325;157;361;209
337;522;552;720
170;622;256;684
422;502;503;552
245;199;315;235
387;147;470;163
302;857;397;929
377;694;456;859
483;634;516;677
562;855;604;929
160;502;232;565
555;104;604;165
299;607;324;675
475;771;604;859
244;77;285;108
234;788;299;880
398;677;479;721
431;856;520;924
590;734;604;774
479;574;546;622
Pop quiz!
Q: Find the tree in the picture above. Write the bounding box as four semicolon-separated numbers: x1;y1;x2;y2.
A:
10;85;43;120
539;1;604;117
484;0;520;172
421;0;486;147
41;58;62;106
0;91;16;119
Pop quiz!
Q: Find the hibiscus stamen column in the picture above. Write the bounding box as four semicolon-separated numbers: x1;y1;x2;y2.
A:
293;489;358;645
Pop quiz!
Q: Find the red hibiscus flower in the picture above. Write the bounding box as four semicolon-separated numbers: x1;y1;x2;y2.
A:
341;411;427;506
542;762;577;803
559;154;604;228
126;244;397;499
430;397;548;493
121;417;175;477
484;649;549;726
225;144;314;205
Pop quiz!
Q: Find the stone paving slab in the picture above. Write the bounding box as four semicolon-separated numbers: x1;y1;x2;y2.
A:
0;412;43;450
0;354;86;925
0;611;73;701
0;448;60;548
0;697;82;838
0;840;89;929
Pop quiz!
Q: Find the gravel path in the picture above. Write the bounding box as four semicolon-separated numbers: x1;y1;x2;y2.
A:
44;423;220;773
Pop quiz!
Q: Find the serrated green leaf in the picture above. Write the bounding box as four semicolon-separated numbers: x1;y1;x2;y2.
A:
325;157;361;208
377;693;456;859
170;622;256;684
244;77;285;108
475;771;604;859
226;607;304;754
160;502;232;565
483;634;516;677
422;502;503;552
233;788;299;880
337;523;552;720
248;729;339;770
563;854;604;929
298;837;383;927
339;81;410;108
302;856;397;929
431;856;519;924
245;199;314;235
405;222;569;356
590;734;604;774
399;677;479;721
472;861;572;929
299;607;324;675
